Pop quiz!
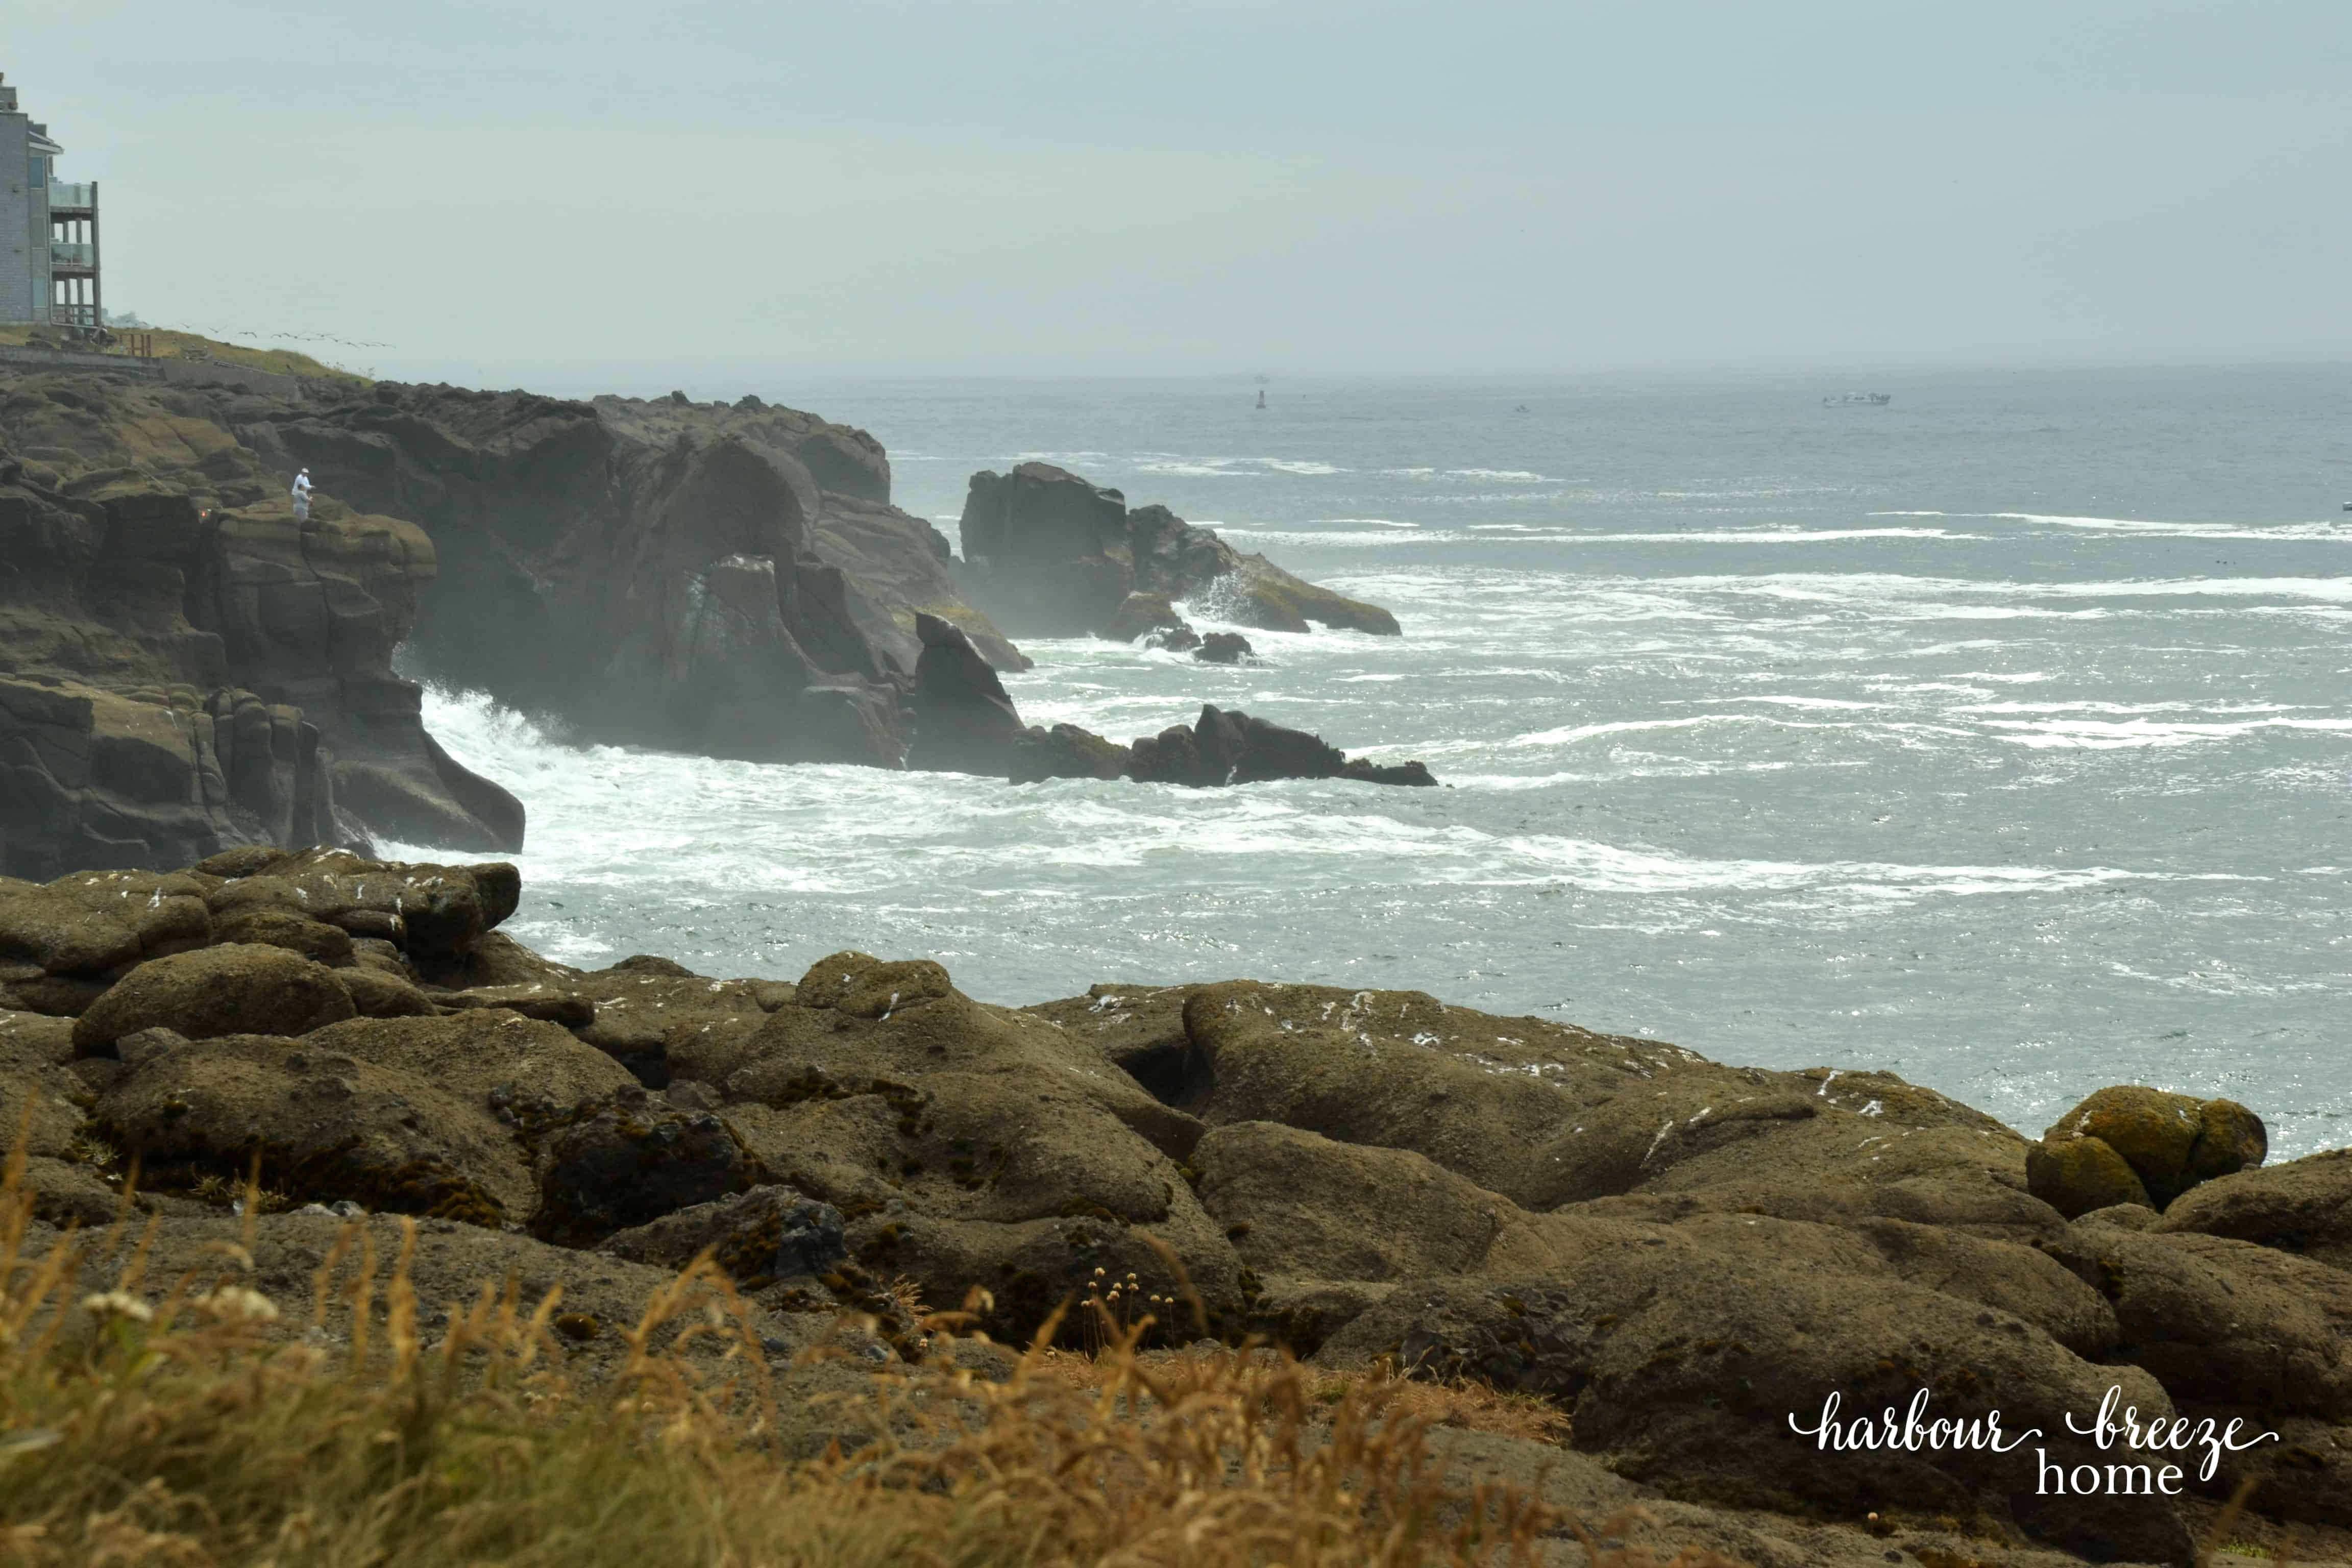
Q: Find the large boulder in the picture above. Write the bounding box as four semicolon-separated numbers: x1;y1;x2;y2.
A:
1318;1219;2194;1565
2028;1086;2267;1215
2156;1147;2352;1272
92;1008;638;1225
72;943;356;1056
527;1086;762;1244
698;950;1240;1341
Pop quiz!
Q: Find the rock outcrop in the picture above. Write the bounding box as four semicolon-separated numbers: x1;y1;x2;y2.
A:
1002;704;1434;789
0;374;523;877
955;463;1401;640
6;850;2347;1562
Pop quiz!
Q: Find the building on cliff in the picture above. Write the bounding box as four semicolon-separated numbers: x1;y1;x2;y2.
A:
0;74;102;331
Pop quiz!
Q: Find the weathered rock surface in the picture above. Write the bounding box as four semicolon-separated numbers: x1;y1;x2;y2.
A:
2027;1085;2268;1216
6;848;2345;1563
955;463;1401;639
2157;1146;2352;1272
0;373;524;874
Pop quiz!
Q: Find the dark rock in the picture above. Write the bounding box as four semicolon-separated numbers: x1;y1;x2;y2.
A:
0;380;524;872
1340;757;1437;787
601;1183;847;1287
1144;625;1202;653
532;1087;761;1244
956;463;1399;640
207;904;355;966
1318;1237;2194;1566
1126;705;1434;788
2039;1223;2352;1419
72;943;357;1056
1102;592;1189;643
2157;1147;2352;1272
1192;631;1255;665
1008;723;1132;785
906;613;1025;777
0;870;212;976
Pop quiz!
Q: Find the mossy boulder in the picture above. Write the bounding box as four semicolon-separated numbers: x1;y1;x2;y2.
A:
0;870;212;976
2025;1132;2153;1218
2030;1086;2266;1213
72;943;356;1057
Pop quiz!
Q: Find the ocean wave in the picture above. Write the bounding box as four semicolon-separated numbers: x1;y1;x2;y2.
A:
1870;510;2352;541
1980;716;2352;750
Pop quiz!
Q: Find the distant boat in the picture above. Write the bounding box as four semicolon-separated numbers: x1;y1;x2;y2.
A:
1512;403;1531;414
1255;389;1266;410
1824;392;1893;406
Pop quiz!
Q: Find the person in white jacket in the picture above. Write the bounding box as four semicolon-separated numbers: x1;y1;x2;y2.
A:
291;468;313;521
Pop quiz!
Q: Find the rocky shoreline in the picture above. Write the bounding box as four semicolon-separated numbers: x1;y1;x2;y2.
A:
0;366;1427;882
5;847;2347;1565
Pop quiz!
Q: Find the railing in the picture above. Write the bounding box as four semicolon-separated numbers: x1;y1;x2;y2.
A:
48;304;98;328
48;241;95;270
48;181;94;211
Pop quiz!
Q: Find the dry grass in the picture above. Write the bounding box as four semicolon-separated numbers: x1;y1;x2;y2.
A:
0;322;365;381
0;1132;1738;1567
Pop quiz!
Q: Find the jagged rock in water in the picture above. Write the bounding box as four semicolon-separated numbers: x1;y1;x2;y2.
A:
1009;723;1132;785
1128;704;1430;788
906;614;1026;778
956;462;1400;640
1192;631;1255;665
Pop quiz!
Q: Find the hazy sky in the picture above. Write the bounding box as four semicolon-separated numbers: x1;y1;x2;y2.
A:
13;1;2351;378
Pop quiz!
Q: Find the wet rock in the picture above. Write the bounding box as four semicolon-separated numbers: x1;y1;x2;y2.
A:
72;943;357;1057
1102;591;1189;643
1192;631;1255;664
1127;705;1434;788
1145;626;1202;653
1008;723;1132;785
906;613;1025;777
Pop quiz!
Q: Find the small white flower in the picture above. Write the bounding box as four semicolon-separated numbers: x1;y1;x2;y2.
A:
192;1285;280;1323
81;1290;155;1324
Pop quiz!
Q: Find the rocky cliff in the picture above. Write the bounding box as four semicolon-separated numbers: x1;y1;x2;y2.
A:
0;374;522;879
8;849;2346;1564
237;383;1026;768
3;368;1443;878
956;461;1402;639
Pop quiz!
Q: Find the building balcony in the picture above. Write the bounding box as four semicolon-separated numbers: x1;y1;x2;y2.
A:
50;304;98;329
48;241;96;273
48;181;94;214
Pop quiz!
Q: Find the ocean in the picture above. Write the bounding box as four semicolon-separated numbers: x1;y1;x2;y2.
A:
406;362;2352;1157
